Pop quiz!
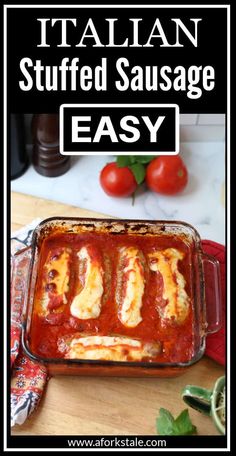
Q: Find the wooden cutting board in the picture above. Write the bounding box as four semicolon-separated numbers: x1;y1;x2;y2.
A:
11;192;224;436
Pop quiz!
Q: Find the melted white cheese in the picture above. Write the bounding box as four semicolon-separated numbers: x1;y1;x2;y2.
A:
64;335;161;361
117;247;145;328
70;246;104;319
38;248;71;314
149;248;190;323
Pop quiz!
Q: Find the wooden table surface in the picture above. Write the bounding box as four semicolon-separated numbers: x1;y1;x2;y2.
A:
11;192;225;436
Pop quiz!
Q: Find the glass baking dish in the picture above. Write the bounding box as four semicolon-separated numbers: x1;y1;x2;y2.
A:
21;217;222;377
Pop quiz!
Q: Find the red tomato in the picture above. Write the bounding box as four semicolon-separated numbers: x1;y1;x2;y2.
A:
100;162;137;197
146;156;188;195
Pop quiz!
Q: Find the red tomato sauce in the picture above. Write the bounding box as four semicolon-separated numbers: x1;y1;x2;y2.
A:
29;232;195;363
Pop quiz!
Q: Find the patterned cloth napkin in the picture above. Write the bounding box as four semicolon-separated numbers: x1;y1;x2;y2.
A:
11;220;48;427
10;221;226;427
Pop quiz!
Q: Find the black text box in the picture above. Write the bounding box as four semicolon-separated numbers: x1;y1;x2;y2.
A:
60;104;179;155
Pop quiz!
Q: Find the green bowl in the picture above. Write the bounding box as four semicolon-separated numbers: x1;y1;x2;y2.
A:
182;376;225;434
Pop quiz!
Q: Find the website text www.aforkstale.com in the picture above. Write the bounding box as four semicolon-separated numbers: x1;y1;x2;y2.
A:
67;437;167;449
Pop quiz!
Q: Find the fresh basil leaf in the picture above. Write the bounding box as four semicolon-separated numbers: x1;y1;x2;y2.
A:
129;163;146;184
129;155;137;164
173;409;197;436
116;155;155;168
133;155;155;164
156;408;197;436
156;408;175;436
116;156;132;167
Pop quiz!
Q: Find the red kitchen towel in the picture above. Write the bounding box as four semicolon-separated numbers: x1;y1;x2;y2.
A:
202;240;226;366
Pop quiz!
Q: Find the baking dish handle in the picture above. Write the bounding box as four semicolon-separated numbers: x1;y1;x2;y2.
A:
11;245;32;281
11;246;32;318
11;246;32;366
201;252;222;334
